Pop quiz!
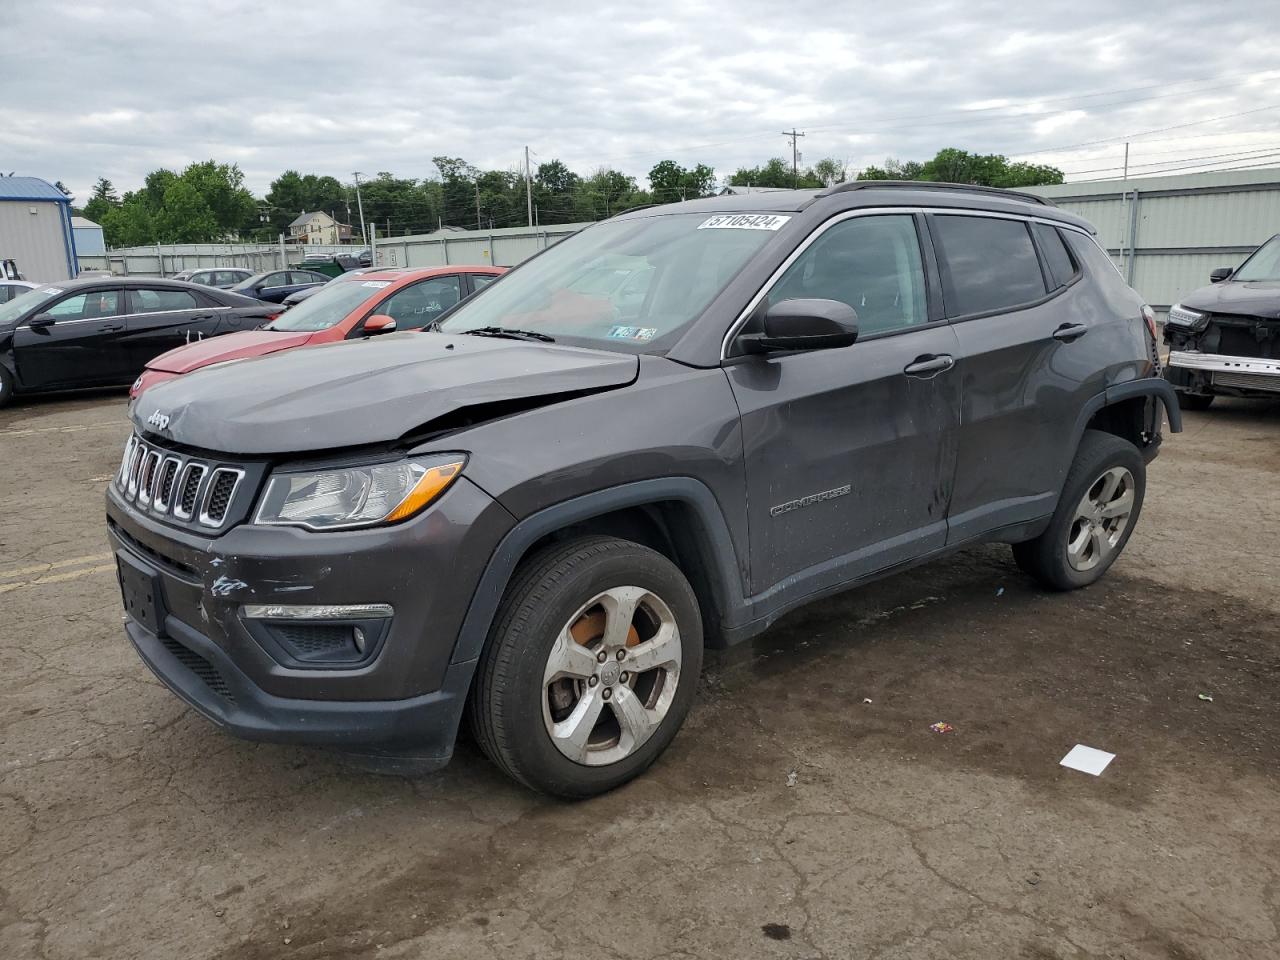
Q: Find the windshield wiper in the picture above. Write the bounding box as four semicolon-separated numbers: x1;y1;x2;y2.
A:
459;326;556;343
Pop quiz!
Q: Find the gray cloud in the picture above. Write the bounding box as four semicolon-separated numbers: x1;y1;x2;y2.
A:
4;0;1279;201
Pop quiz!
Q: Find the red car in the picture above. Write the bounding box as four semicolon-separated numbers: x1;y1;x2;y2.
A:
130;265;505;399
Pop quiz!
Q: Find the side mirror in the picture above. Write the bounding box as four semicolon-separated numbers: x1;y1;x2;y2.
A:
28;313;55;329
363;314;397;335
741;299;859;353
1209;267;1232;283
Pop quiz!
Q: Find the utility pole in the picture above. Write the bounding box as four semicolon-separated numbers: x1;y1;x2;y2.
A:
352;172;368;247
475;182;482;231
525;146;533;227
782;129;805;187
1120;142;1131;274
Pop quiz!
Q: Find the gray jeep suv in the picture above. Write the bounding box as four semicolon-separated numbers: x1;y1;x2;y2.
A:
107;182;1181;797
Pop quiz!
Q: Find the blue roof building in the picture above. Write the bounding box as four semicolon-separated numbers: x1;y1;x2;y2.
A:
0;176;78;281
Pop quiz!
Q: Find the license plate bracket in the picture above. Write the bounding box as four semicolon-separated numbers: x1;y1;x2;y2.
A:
116;552;168;637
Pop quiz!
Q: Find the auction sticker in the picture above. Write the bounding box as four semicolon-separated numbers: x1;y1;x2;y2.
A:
608;326;658;342
697;214;790;231
360;281;392;288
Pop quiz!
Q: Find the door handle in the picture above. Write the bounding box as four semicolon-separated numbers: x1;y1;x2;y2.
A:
903;354;955;378
98;322;124;332
1052;322;1089;342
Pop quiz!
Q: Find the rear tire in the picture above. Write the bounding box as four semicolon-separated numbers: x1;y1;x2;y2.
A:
1013;429;1145;591
1176;390;1214;411
467;535;703;798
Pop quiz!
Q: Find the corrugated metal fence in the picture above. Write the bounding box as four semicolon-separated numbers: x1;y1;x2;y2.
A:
1026;168;1280;317
80;223;585;277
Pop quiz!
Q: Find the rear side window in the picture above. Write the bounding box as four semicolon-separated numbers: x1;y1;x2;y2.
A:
931;215;1047;317
132;289;198;313
1033;223;1078;288
472;274;497;291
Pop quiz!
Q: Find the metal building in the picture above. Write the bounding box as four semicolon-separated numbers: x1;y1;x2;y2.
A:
1026;168;1280;317
71;216;106;257
0;176;78;282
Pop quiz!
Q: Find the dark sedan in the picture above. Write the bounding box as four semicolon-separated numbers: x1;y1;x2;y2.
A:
229;269;330;304
0;277;277;407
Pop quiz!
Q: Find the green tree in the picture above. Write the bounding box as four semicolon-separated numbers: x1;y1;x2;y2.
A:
265;171;349;236
433;156;480;228
82;177;120;225
810;158;848;187
153;179;219;242
100;194;155;247
533;160;582;225
647;160;717;202
728;158;822;189
858;150;1061;187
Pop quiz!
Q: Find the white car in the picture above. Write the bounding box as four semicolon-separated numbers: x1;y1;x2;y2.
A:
0;279;36;304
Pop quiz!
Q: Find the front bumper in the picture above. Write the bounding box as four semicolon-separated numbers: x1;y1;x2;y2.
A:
107;474;515;761
125;614;476;769
1166;351;1280;396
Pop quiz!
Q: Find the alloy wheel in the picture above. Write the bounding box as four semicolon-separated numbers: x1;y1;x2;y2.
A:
1066;466;1136;572
541;586;682;767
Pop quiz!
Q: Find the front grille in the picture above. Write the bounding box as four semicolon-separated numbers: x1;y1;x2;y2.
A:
201;470;239;525
113;434;247;531
1214;371;1280;394
160;637;236;703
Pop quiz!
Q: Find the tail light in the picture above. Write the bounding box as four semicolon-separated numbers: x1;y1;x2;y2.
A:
1140;304;1158;342
264;312;281;321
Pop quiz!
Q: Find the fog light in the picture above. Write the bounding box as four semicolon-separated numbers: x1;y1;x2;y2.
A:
353;626;367;654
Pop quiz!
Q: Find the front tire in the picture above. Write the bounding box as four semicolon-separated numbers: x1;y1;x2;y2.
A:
467;536;703;798
0;364;14;409
1013;429;1145;591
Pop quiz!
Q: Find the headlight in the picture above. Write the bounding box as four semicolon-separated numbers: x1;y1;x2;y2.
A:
253;454;465;530
1166;304;1208;330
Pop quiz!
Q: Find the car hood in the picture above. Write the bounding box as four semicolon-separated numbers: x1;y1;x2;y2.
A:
146;330;317;373
1180;280;1280;319
133;332;640;455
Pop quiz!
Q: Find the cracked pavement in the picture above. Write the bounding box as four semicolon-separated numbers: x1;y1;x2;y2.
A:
1;391;1278;960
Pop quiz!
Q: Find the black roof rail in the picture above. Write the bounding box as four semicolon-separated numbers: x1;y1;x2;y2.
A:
819;180;1056;207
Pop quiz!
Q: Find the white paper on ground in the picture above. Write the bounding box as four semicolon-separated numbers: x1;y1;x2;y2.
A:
1060;744;1115;776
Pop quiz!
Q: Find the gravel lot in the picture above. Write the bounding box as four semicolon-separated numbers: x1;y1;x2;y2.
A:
2;390;1277;960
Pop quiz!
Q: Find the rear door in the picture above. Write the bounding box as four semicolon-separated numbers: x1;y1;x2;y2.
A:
933;213;1100;543
725;212;961;596
123;287;220;371
12;287;131;388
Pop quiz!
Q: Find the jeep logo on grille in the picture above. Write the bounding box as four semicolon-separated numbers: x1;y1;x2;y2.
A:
146;410;170;431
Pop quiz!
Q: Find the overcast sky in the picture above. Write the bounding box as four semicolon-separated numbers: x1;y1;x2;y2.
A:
5;0;1280;202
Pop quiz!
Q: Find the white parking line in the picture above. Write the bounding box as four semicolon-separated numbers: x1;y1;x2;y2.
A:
0;562;118;595
6;422;125;438
0;552;113;581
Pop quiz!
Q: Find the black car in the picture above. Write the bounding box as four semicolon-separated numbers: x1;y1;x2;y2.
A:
170;268;253;289
1163;233;1280;409
110;182;1181;797
229;270;330;304
0;278;276;407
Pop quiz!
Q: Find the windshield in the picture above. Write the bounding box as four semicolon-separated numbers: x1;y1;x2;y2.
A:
265;277;384;332
0;285;65;327
1234;235;1280;282
436;212;785;351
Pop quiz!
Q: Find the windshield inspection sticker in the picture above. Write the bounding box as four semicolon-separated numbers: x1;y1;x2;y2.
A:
360;280;392;288
607;326;657;342
697;214;791;231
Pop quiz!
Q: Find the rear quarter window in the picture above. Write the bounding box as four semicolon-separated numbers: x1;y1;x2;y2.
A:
1033;223;1079;288
931;215;1047;317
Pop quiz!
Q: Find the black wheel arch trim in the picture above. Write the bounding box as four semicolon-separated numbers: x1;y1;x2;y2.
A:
1103;376;1183;434
449;477;748;665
